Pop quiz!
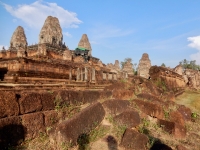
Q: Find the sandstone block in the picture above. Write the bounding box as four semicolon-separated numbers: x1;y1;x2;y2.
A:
134;99;164;119
137;93;161;102
51;102;105;145
0;91;19;118
169;110;185;126
41;92;57;111
82;91;100;103
20;112;45;140
19;93;42;114
102;99;130;116
68;91;84;105
120;128;148;150
113;89;133;100
113;110;140;128
158;119;186;138
177;105;192;122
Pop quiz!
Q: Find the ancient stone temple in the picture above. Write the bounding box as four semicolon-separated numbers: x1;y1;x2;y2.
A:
137;53;151;79
0;16;119;84
78;34;92;56
10;26;27;49
122;60;133;75
39;16;63;47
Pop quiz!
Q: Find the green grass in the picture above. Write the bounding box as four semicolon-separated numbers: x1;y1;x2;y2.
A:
175;90;200;113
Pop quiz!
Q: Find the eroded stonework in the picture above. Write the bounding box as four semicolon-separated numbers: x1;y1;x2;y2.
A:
122;60;133;75
138;53;151;79
39;16;63;46
78;34;92;56
10;26;27;49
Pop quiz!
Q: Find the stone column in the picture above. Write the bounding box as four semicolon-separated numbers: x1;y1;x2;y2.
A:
77;68;80;81
69;68;72;80
85;67;88;81
81;68;83;81
92;68;95;81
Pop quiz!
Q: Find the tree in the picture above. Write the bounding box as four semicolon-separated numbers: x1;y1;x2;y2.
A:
161;63;166;67
179;59;200;70
121;58;137;74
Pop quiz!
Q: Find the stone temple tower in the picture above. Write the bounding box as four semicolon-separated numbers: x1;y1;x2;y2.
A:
10;26;27;49
137;53;151;79
39;16;63;46
78;34;92;56
10;26;27;57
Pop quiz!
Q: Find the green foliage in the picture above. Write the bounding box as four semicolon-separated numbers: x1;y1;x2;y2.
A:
155;78;167;91
89;125;109;142
179;59;200;70
121;57;137;74
115;125;127;138
163;109;170;119
191;112;198;119
161;63;166;67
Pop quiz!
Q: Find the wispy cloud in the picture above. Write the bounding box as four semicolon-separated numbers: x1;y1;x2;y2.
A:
90;24;134;40
188;35;200;64
63;32;72;37
1;0;82;29
159;17;200;30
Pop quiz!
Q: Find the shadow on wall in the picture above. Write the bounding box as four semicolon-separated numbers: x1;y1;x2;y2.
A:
106;135;118;150
0;124;25;149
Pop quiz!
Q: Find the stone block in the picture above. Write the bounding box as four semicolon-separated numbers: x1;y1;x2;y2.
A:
68;91;84;105
120;128;148;150
102;99;130;116
113;89;133;100
137;93;161;102
41;92;57;111
20;112;45;140
134;99;164;119
169;111;185;126
51;102;105;145
0;91;19;118
158;119;186;138
177;105;192;121
113;110;140;128
19;92;42;114
82;91;100;103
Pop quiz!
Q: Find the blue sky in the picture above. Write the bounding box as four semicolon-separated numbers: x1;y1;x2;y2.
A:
0;0;200;67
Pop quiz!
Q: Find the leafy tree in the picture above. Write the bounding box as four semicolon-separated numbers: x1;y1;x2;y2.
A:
179;59;200;70
121;58;137;74
161;63;166;67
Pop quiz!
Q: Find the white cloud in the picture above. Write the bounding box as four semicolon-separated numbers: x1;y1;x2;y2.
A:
63;32;72;37
2;0;82;29
188;36;200;64
0;45;8;50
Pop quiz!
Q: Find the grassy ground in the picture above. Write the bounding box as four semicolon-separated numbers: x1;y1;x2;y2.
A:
175;89;200;113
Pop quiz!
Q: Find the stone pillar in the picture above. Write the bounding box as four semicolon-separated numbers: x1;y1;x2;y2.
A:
77;68;80;81
85;67;88;81
81;68;83;81
69;68;72;80
92;68;95;81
